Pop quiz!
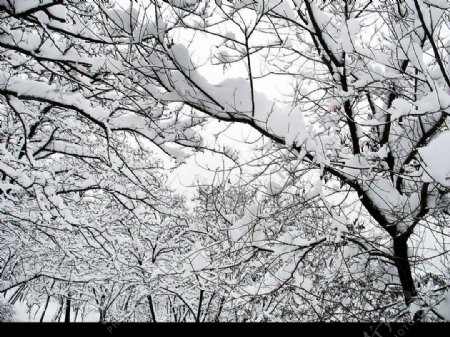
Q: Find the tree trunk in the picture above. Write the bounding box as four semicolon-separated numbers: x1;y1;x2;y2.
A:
39;295;51;322
53;298;63;322
196;289;204;323
147;295;157;322
73;305;79;322
99;310;106;323
392;236;417;305
214;296;225;322
99;293;106;323
64;296;71;323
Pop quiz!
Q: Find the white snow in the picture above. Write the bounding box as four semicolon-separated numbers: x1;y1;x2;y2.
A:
418;131;450;187
285;107;308;147
389;98;411;120
105;6;139;35
436;292;450;321
340;19;360;53
7;0;53;14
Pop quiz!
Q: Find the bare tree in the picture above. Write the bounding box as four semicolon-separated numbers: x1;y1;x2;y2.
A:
118;0;450;320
